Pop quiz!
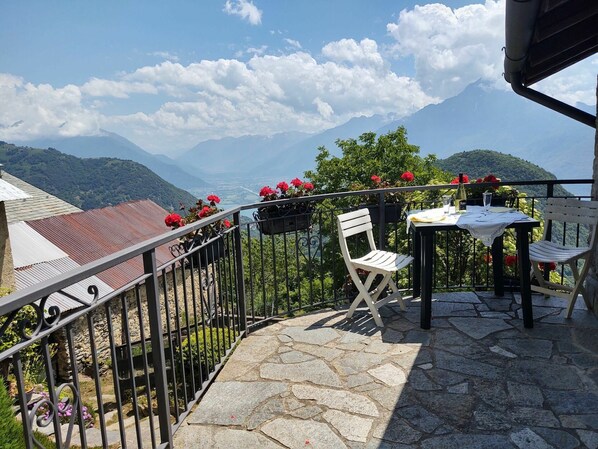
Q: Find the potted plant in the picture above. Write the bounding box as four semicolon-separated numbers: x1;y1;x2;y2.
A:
164;195;231;266
450;174;519;207
358;172;415;224
254;178;315;235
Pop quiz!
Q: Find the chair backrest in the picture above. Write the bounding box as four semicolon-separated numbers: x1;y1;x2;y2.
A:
543;197;598;248
336;209;377;261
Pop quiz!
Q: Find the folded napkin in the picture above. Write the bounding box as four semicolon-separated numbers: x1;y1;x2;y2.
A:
409;213;446;223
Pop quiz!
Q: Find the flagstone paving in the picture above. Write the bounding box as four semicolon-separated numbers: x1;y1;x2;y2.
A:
175;292;598;448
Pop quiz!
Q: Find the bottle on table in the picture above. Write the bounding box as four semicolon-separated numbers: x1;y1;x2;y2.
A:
454;173;467;212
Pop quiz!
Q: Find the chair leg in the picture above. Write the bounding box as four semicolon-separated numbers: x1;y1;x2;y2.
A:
347;272;376;318
387;278;406;311
566;258;592;317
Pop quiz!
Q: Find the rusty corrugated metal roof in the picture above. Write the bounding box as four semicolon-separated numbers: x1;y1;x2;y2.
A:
27;200;178;289
15;257;113;312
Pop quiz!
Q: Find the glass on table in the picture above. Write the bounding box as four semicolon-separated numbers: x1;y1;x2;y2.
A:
483;191;492;211
442;195;452;214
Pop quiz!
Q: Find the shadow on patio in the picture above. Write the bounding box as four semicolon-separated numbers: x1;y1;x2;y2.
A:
174;291;598;448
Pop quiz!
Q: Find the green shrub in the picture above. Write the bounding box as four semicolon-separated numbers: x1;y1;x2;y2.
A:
0;381;25;449
180;327;236;374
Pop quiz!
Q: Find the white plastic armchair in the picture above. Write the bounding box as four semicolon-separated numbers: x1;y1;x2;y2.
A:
337;209;413;327
529;197;598;318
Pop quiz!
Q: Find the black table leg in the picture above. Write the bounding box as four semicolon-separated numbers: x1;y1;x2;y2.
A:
517;228;534;328
420;231;433;329
492;235;504;297
413;230;421;298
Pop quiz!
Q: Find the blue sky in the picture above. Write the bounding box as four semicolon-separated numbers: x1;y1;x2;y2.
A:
1;0;596;154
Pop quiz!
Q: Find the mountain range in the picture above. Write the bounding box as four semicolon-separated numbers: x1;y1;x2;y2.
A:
10;82;595;197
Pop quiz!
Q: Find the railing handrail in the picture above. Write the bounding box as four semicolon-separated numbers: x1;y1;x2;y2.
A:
1;178;592;316
239;178;594;210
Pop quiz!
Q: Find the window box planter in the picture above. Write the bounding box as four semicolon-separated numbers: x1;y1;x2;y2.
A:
366;203;405;224
171;235;226;267
254;204;313;235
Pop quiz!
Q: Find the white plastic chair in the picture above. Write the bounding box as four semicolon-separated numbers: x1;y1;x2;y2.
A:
529;197;598;317
337;209;413;327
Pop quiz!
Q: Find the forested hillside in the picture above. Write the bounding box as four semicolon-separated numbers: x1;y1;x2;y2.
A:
0;142;197;211
436;150;575;199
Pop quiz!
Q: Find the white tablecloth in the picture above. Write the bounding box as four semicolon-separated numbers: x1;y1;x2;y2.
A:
408;206;531;246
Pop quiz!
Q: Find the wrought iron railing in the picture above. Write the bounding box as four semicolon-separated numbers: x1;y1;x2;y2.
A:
0;179;592;448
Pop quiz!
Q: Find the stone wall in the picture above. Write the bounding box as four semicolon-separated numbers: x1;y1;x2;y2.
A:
54;263;225;380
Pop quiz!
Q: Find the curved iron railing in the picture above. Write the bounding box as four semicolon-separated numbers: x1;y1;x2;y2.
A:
0;179;592;448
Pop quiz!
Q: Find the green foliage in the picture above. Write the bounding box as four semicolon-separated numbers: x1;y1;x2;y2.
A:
0;142;197;211
0;382;25;449
305;126;449;202
180;327;236;373
436;149;574;200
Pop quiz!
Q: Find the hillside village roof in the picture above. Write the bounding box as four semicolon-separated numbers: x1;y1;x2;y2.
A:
9;221;112;312
26;199;175;289
1;171;81;223
0;177;29;202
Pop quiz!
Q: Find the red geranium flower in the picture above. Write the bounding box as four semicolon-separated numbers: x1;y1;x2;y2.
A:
505;255;518;266
303;182;314;191
401;171;414;182
483;254;492;264
207;194;221;204
259;186;276;197
539;261;557;271
164;213;184;228
277;181;289;192
198;206;211;218
290;177;303;187
223;219;231;228
371;175;381;184
451;174;470;184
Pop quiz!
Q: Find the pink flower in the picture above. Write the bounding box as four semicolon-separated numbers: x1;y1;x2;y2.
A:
303;182;314;191
207;194;221;204
277;181;289;192
401;171;414;182
223;219;231;228
371;175;381;184
290;177;303;187
259;186;276;197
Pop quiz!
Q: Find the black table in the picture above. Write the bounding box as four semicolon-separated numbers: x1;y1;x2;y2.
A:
409;213;540;329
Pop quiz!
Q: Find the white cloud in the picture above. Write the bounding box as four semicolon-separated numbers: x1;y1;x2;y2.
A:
81;78;158;98
322;38;386;70
0;74;101;140
284;38;302;49
387;0;505;98
223;0;262;25
149;51;180;62
533;56;598;107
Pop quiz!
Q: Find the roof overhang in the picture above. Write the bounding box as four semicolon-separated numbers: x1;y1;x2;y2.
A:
504;0;598;128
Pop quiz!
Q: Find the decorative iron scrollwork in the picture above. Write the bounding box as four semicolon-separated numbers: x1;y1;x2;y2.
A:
29;383;81;449
0;285;99;342
297;234;322;263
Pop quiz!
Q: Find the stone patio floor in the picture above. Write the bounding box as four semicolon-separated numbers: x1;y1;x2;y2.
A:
174;291;598;449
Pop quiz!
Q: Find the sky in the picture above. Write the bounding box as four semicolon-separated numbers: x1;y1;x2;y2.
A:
0;0;596;155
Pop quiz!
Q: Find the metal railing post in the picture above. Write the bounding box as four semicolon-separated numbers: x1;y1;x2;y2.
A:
143;248;173;448
378;192;386;250
233;211;248;334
